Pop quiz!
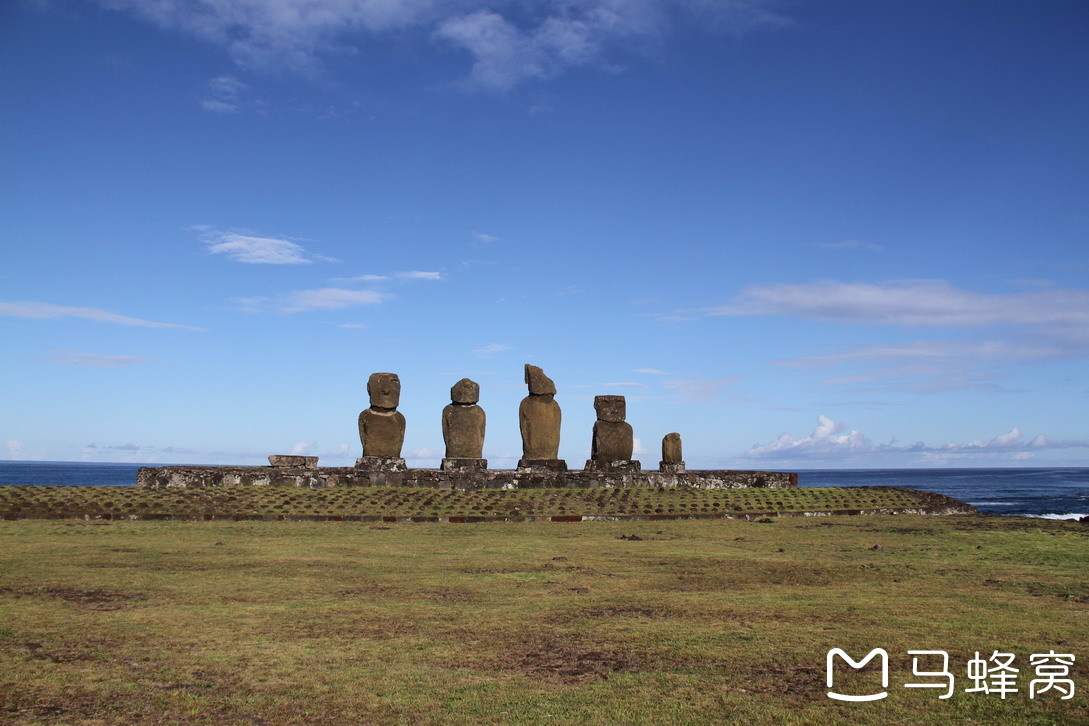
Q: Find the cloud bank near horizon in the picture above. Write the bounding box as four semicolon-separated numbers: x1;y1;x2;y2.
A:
745;415;1089;465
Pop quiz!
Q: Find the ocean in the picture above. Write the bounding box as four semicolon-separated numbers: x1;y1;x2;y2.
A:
0;461;1086;520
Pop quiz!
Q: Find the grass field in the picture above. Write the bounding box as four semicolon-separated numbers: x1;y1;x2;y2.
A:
1;512;1085;725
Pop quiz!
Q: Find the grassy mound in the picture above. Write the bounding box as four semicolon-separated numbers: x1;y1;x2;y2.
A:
0;485;970;521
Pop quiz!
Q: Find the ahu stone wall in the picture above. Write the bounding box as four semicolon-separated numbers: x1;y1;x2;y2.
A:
136;465;797;491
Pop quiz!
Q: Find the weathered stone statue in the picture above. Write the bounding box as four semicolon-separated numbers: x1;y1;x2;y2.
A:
585;395;640;472
660;432;685;473
356;372;407;470
441;378;487;471
518;364;566;471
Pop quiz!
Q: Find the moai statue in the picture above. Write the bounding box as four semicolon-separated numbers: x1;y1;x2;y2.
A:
659;432;685;474
517;364;566;471
585;395;640;472
441;378;487;472
356;372;407;471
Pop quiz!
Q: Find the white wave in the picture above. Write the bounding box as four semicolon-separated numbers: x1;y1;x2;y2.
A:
1019;513;1088;520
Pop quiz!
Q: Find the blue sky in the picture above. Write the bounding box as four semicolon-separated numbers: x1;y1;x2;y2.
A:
2;0;1087;469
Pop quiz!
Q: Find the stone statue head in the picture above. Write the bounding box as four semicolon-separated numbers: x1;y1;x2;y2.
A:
524;364;557;396
367;372;401;409
594;395;626;422
450;378;479;404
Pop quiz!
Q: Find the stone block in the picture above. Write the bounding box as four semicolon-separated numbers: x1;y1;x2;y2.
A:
662;432;683;463
517;458;568;472
268;455;318;468
450;378;479;404
442;404;486;458
524;364;557;396
594;395;626;423
367;372;401;409
659;461;686;474
519;394;561;459
584;459;641;472
592;420;633;461
358;408;406;457
354;456;407;472
441;458;488;472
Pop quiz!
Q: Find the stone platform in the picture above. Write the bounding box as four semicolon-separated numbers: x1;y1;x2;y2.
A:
136;465;797;490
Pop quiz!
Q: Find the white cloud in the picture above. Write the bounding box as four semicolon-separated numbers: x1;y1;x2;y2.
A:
99;0;788;90
6;440;24;459
472;231;499;243
633;368;669;375
353;274;389;282
746;415;872;460
0;301;204;331
290;441;316;455
279;288;387;313
699;280;1089;329
601;381;649;388
201;230;319;264
632;437;648;457
473;342;511;358
745;416;1089;464
48;350;150;367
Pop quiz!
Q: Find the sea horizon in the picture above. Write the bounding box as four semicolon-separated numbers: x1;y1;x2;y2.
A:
1;460;1086;521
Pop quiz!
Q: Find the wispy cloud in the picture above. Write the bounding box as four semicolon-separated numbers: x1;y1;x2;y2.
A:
349;271;442;282
816;239;883;252
662;375;742;402
690;280;1089;392
280;288;387;313
777;340;1057;394
200;74;247;113
48;349;150;367
398;270;442;280
745;415;1089;464
696;280;1089;329
0;301;203;331
472;231;499;243
100;1;789;91
600;381;648;388
199;228;328;264
633;368;670;375
473;343;511;358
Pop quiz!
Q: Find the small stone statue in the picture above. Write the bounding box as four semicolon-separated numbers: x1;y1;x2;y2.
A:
659;432;685;473
518;364;565;471
442;378;487;471
586;395;640;471
357;372;407;469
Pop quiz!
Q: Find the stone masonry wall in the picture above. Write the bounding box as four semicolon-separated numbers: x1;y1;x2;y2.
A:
137;466;798;490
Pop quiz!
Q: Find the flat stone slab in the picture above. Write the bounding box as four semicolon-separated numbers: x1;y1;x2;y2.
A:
517;459;568;473
268;455;319;468
441;458;488;472
584;459;641;472
354;456;408;472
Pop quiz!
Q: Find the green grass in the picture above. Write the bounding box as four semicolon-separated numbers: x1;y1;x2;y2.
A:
1;515;1085;725
0;485;966;520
